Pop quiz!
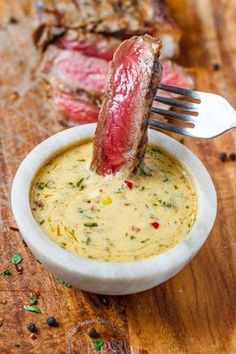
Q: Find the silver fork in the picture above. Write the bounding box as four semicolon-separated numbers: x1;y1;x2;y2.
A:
149;83;236;138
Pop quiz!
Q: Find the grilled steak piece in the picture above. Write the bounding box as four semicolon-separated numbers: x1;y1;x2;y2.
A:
33;0;180;59
91;35;162;175
34;0;155;36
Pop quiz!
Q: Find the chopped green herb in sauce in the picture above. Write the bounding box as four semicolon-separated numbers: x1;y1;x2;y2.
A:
30;141;197;262
84;222;98;227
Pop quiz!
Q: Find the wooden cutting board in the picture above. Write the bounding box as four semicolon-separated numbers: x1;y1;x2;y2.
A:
0;0;236;353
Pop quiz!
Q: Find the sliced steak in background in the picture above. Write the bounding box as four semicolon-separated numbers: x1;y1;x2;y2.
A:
33;0;180;59
40;46;109;95
40;45;194;124
153;59;194;110
91;35;162;175
56;30;121;61
33;0;155;37
53;89;99;124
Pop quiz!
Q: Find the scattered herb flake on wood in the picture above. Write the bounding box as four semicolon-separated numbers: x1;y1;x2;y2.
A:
23;305;42;314
29;296;38;305
0;269;12;276
93;339;104;351
57;278;72;288
11;253;23;264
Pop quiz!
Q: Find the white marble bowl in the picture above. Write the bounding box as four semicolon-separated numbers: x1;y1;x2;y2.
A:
11;124;217;295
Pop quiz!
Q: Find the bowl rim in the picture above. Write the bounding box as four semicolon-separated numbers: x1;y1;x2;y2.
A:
11;124;217;282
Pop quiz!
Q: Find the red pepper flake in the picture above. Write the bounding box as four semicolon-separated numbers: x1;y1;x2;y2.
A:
33;289;41;297
30;333;37;340
124;180;134;189
124;203;130;206
99;189;104;192
9;226;19;232
15;264;23;274
151;222;160;229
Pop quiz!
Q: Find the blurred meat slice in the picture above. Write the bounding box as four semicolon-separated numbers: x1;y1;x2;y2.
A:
40;46;109;95
33;0;155;37
150;1;181;59
40;45;194;124
162;60;194;88
53;89;99;124
153;60;194;110
33;0;180;59
91;35;162;175
56;31;121;61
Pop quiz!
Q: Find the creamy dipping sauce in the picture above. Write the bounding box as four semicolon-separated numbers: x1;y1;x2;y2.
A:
30;141;197;262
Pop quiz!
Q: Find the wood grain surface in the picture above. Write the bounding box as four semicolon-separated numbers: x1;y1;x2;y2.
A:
0;0;236;353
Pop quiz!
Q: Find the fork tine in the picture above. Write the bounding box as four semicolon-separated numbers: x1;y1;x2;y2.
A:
151;107;196;123
154;95;199;111
149;119;193;136
159;83;201;100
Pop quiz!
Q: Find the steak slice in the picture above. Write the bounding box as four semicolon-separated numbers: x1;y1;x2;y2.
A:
91;35;162;175
40;46;109;95
53;89;99;123
56;30;121;61
162;60;194;88
40;45;193;124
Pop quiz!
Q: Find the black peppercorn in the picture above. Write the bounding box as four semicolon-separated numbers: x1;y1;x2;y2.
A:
229;152;236;161
218;152;227;162
87;327;98;338
9;17;19;24
27;322;37;332
212;63;221;71
47;317;57;327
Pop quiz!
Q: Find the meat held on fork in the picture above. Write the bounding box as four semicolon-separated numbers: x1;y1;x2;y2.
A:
91;35;162;175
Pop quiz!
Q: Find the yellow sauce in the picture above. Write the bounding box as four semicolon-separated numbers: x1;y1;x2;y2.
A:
30;141;197;262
